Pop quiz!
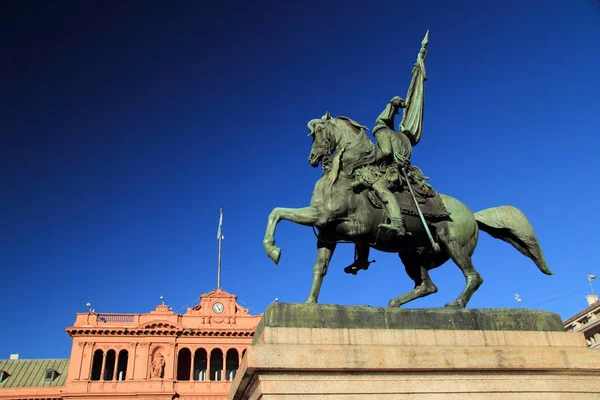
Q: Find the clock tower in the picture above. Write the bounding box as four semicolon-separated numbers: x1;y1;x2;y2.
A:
185;287;254;326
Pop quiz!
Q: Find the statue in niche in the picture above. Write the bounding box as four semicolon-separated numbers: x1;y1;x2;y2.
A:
149;352;165;379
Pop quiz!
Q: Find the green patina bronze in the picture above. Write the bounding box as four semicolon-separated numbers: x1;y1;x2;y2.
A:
263;32;552;309
252;303;565;344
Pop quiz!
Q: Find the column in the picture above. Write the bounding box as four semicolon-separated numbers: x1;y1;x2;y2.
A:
190;348;194;381
135;343;150;380
171;344;177;381
100;349;106;381
113;355;119;382
73;342;86;381
222;349;226;382
207;350;212;381
129;343;137;380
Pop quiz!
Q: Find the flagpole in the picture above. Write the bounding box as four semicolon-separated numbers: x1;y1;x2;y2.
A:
588;274;596;295
217;206;224;289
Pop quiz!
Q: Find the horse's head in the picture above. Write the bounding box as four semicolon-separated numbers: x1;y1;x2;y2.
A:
307;111;336;168
307;111;368;168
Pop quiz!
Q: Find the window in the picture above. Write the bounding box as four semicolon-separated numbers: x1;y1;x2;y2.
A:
103;350;116;381
116;350;128;381
209;348;223;381
44;369;59;381
193;348;207;381
90;350;103;381
177;348;192;381
0;370;9;383
225;349;239;381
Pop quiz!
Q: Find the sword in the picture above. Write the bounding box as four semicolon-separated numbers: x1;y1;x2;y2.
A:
402;167;441;253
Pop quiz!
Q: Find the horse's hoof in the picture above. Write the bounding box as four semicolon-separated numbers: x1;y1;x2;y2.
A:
267;246;281;264
388;299;401;307
444;300;465;308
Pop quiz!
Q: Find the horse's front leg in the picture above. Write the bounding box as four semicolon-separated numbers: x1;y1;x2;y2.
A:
307;238;336;303
263;206;319;264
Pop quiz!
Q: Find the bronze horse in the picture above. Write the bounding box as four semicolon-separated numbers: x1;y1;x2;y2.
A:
263;114;552;308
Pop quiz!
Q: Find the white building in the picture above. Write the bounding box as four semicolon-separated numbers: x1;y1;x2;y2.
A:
563;294;600;349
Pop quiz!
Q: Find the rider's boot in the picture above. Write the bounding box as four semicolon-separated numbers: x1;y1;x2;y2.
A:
344;258;371;274
344;244;372;275
377;190;407;236
379;217;407;236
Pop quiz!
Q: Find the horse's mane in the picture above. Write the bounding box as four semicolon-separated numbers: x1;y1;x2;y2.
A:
332;116;376;173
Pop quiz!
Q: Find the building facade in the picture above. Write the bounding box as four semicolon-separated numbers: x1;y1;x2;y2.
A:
563;294;600;350
0;288;262;400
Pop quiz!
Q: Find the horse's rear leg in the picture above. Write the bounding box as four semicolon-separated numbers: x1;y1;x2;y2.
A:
388;251;438;307
307;238;336;303
441;240;483;308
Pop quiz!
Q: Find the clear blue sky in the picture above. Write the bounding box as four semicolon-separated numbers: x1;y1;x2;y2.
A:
2;1;600;358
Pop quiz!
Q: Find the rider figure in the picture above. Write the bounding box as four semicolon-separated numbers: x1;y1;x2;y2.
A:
372;96;412;236
343;97;413;274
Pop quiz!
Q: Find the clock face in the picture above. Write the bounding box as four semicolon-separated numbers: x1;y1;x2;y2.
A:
212;302;224;314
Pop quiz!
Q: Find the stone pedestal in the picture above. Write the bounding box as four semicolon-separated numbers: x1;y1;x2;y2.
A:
229;303;600;399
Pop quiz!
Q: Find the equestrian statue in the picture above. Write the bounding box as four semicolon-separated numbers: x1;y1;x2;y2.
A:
263;31;552;308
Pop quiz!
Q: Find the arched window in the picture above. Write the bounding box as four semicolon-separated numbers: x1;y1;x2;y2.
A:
104;350;116;381
193;348;207;381
177;348;191;381
209;348;223;381
90;350;103;381
225;349;239;381
116;350;128;381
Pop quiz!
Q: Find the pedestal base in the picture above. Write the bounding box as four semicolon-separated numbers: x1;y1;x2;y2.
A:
229;303;600;399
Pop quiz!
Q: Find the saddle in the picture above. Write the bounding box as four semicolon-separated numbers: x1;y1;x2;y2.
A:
367;189;450;220
359;165;451;220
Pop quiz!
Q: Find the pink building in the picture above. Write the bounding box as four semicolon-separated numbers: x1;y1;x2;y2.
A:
0;288;262;400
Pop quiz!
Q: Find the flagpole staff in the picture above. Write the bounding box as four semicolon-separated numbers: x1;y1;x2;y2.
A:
217;206;224;289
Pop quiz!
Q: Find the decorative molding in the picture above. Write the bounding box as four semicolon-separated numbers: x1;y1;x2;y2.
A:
66;328;255;337
136;320;184;331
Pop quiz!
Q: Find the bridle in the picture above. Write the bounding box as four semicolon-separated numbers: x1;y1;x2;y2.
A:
311;120;338;168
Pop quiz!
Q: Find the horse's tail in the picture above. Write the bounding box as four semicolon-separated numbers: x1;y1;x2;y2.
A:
474;206;552;275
